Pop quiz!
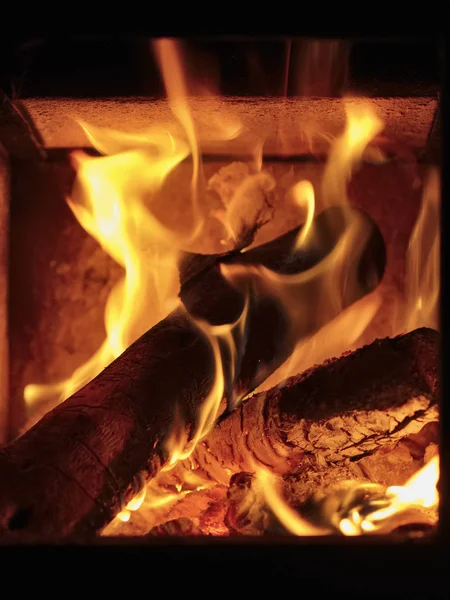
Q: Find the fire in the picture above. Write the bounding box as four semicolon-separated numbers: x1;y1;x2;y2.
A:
244;103;440;537
117;485;147;523
394;455;440;508
255;465;329;536
21;38;440;536
253;101;386;393
24;133;188;410
401;167;440;333
292;180;315;249
163;291;250;465
24;38;259;526
339;456;440;536
153;39;202;227
161;317;226;468
321;101;384;207
254;456;439;537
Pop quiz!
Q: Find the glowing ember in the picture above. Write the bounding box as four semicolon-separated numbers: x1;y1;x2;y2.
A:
256;466;329;536
252;456;439;538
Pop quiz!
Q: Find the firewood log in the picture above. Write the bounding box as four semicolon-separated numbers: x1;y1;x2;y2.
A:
107;328;439;538
0;206;384;540
210;421;439;537
145;420;439;538
224;466;438;538
185;327;439;485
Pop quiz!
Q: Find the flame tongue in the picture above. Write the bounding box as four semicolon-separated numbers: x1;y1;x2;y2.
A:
252;456;440;538
337;456;440;535
25;133;188;410
401;168;440;333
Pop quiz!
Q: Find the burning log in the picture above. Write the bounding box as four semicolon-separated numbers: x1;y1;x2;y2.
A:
224;457;439;537
0;205;384;540
147;420;439;538
184;327;439;484
114;327;439;537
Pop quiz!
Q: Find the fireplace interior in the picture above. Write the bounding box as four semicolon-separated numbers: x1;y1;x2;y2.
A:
0;35;446;580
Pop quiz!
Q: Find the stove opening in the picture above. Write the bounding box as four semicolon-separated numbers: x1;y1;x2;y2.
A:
0;36;441;541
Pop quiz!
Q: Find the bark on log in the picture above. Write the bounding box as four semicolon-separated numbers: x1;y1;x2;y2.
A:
106;328;439;538
185;328;439;485
0;205;384;540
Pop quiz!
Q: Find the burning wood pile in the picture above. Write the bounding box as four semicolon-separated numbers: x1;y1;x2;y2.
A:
0;40;440;541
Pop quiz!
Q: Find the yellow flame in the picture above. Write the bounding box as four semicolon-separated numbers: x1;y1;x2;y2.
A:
153;38;202;230
163;291;250;467
322;100;384;207
339;456;440;535
292;180;315;249
253;101;385;390
162;333;224;468
243;103;440;538
258;291;382;394
255;465;329;536
113;463;215;526
221;205;378;380
25;39;260;529
401;168;440;333
24;141;187;410
254;457;439;538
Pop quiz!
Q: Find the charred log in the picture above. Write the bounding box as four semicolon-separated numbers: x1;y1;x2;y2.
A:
145;420;438;538
112;329;439;537
185;327;439;484
0;206;384;540
223;421;439;537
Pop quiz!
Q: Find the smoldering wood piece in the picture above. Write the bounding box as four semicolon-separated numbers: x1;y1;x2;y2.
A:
149;517;203;536
184;328;439;484
145;420;438;538
222;421;439;537
224;472;273;536
110;331;439;538
0;205;384;540
282;421;439;506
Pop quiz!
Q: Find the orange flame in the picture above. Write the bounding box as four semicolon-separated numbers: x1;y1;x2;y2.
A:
292;180;315;249
254;457;439;538
255;465;329;536
24;132;188;410
153;38;203;230
400;168;440;334
251;101;385;393
339;456;440;535
162;291;250;467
